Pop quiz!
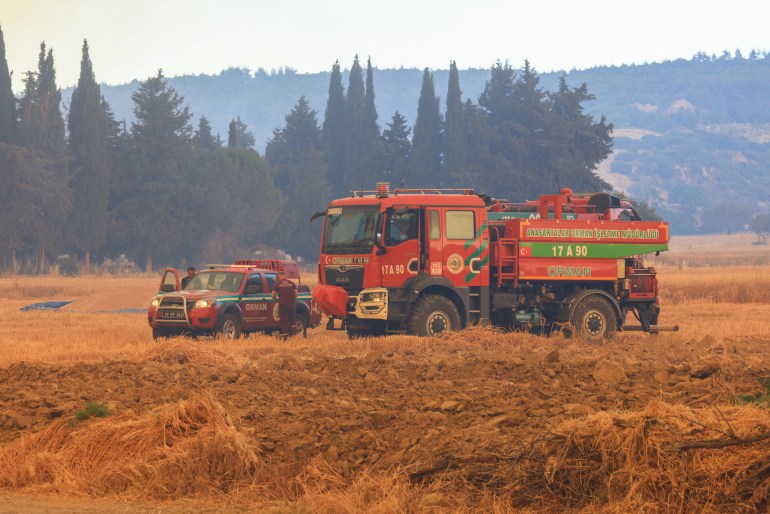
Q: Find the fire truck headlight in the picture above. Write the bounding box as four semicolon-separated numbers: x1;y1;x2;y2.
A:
194;298;215;309
361;291;386;303
150;297;160;308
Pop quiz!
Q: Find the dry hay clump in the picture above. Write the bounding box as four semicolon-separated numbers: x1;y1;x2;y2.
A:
0;392;271;499
527;399;770;512
141;340;246;367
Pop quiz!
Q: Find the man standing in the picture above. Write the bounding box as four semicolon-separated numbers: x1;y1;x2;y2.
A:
181;267;196;288
272;276;297;337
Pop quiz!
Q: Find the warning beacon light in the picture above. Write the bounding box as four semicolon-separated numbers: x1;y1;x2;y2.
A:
376;182;390;198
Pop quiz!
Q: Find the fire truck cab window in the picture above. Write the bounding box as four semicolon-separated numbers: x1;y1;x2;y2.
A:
429;210;440;240
446;211;475;239
386;211;417;246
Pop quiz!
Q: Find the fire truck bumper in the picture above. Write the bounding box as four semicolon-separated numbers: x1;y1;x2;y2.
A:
350;288;389;320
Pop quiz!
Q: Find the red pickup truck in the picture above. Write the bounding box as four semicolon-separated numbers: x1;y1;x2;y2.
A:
148;259;322;339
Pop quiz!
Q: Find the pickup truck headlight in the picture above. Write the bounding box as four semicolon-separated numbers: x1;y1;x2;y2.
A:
361;291;386;303
150;297;160;308
193;298;215;309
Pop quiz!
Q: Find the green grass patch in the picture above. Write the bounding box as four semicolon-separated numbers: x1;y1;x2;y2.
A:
738;377;770;407
74;400;110;421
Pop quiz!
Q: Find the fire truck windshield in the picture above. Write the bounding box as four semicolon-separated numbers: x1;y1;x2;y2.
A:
322;205;379;255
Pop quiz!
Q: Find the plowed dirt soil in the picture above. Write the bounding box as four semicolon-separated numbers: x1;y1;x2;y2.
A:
2;257;770;512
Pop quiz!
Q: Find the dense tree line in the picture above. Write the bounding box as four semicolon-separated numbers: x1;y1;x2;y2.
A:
0;29;613;273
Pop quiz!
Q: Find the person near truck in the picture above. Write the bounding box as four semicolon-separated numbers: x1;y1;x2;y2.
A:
272;277;298;337
181;267;196;288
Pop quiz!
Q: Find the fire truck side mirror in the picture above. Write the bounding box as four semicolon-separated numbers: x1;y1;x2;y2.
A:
375;232;387;255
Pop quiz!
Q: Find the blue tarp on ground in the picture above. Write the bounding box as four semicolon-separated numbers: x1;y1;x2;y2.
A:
20;301;73;311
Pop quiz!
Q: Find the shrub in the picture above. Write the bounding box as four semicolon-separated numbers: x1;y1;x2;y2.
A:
74;400;110;421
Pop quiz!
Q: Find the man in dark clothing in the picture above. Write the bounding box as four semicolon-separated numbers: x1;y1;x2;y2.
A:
181;267;196;288
272;277;298;337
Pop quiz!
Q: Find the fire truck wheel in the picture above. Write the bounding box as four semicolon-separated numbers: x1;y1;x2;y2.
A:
571;296;617;342
406;294;461;337
217;312;242;340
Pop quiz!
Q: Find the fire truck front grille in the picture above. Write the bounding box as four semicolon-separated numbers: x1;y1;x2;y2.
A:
324;265;364;294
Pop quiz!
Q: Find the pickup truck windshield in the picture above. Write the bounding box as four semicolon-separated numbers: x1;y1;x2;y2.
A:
322;205;379;255
185;272;244;292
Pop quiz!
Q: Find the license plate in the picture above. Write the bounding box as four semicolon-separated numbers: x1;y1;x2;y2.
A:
161;311;184;319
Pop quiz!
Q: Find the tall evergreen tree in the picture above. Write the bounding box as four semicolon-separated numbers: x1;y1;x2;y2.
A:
67;39;109;273
266;96;329;258
17;42;69;272
380;111;411;183
191;115;219;152
19;43;66;156
228;119;236;148
407;68;443;187
443;60;466;184
361;57;381;178
547;75;612;192
321;61;346;197
109;69;193;271
0;26;17;144
344;55;366;191
476;60;611;200
227;116;255;150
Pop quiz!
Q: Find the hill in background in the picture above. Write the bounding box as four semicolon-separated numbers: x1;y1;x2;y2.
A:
70;54;770;235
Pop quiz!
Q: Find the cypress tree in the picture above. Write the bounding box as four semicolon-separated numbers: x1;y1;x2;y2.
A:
0;26;17;144
228;119;237;148
443;60;466;185
407;68;443;187
344;55;366;191
19;43;66;156
17;42;70;272
361;57;381;179
68;39;109;273
321;61;346;197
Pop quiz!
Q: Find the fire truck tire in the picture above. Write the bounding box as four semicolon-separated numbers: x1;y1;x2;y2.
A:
216;312;242;340
570;295;617;342
406;294;461;337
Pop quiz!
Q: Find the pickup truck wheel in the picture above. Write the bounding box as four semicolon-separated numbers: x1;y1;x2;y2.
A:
152;327;172;340
570;296;617;342
406;294;461;337
217;313;242;340
294;313;309;338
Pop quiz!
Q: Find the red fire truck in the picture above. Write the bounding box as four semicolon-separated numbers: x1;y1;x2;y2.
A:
312;183;677;341
149;259;322;339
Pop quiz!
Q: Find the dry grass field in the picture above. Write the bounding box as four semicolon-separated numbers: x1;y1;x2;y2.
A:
1;233;770;512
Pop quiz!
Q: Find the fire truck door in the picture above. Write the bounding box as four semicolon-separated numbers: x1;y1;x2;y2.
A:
442;209;485;286
379;208;420;288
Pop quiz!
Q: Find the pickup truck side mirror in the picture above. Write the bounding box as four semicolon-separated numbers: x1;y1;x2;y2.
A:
245;284;262;295
161;284;176;293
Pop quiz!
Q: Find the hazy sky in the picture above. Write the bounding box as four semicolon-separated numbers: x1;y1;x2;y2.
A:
1;0;767;92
